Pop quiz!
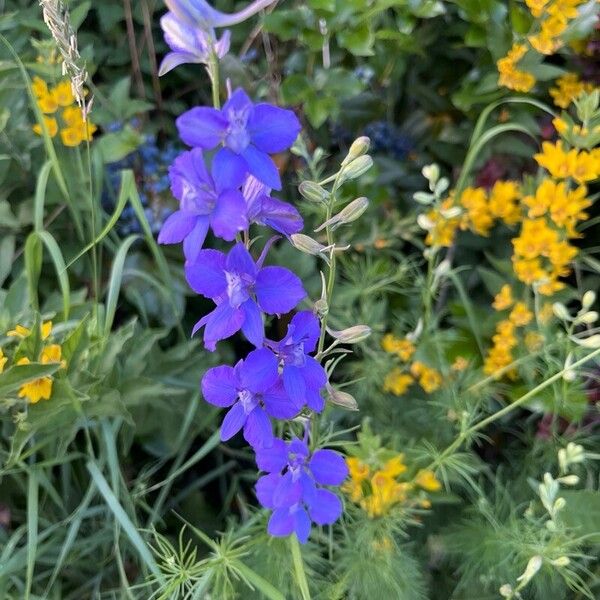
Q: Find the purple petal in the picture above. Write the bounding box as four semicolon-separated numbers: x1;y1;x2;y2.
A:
170;149;212;207
299;471;317;506
159;51;198;76
241;300;264;348
243;407;273;449
289;311;320;352
256;473;280;509
307;489;342;526
176;107;228;148
223;88;253;113
220;402;247;441
239;348;278;393
303;356;327;391
268;507;294;538
256;196;303;235
185;249;227;298
212;148;248;192
283;365;306;410
256;267;306;314
273;470;302;507
309;450;348;486
201;365;238;407
306;387;325;412
157;210;196;244
293;507;311;544
242;145;281;190
225;243;257;277
182;217;210;263
203;302;245;350
263;380;298;419
255;438;288;473
248;104;302;153
210;190;248;241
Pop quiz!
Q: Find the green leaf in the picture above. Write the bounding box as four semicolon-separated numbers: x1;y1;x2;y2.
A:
97;126;143;164
559;490;600;542
337;24;375;56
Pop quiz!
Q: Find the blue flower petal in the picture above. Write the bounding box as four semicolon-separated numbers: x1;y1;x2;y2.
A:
239;348;278;393
212;148;248;192
157;210;196;244
241;300;264;348
182;217;210;263
225;243;257;277
309;449;348;486
293;507;311;544
256;266;306;314
283;365;306;410
241;145;281;190
243;407;273;449
255;438;288;473
256;196;303;235
256;473;280;509
267;507;294;538
220;402;247;441
289;311;320;352
273;470;302;508
210;190;248;241
263;380;298;419
307;489;342;526
248;103;301;153
203;302;245;350
223;88;253;113
176;106;228;148
201;365;238;407
185;249;227;298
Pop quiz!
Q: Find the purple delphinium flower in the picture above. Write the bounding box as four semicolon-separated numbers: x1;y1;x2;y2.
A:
165;0;276;29
266;311;327;412
159;13;230;76
255;437;348;543
243;175;303;236
201;348;298;448
176;88;301;190
185;242;306;350
157;148;248;263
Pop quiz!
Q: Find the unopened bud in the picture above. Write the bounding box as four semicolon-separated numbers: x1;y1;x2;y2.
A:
577;310;598;324
327;384;358;410
440;206;462;219
516;555;542;585
573;334;600;348
417;214;434;230
342;136;370;166
557;475;579;486
339;155;373;184
314;298;328;317
291;233;327;256
336;197;369;224
328;325;372;343
299;181;329;203
553;302;570;320
413;191;435;205
582;290;596;309
422;164;440;185
553;497;566;512
550;556;570;567
499;584;513;598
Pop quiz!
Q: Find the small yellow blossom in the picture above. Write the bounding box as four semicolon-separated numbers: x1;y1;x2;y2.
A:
459;187;493;236
60;127;83;147
52;80;75;107
488;180;520;226
415;470;442;492
493;285;514;311
497;44;536;92
32;116;58;138
16;357;53;403
7;321;53;340
0;348;7;373
31;76;49;98
534;141;571;179
410;361;442;393
549;73;594;108
509;302;534;327
451;356;469;371
380;455;407;478
383;368;414;396
381;334;415;361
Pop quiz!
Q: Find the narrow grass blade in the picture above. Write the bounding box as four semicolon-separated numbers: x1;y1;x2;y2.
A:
25;468;39;600
34;160;53;232
234;560;286;600
290;535;311;600
35;230;71;319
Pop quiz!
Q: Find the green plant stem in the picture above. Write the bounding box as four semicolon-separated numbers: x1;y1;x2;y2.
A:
208;52;221;109
290;535;311;600
430;346;600;471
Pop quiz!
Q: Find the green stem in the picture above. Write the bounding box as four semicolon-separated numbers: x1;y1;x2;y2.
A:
290;535;311;600
430;346;600;471
208;52;221;109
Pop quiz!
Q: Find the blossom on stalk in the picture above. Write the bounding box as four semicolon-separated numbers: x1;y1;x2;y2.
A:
255;437;348;543
158;148;248;262
201;348;297;448
243;175;303;236
176;88;301;190
185;243;306;350
266;311;327;411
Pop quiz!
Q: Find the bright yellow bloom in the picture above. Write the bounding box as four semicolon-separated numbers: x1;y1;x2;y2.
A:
52;80;75;107
425;198;461;247
513;257;545;285
534;141;571;179
459;187;493;236
347;457;370;482
32;116;58;138
383;368;414;396
493;285;514;311
569;151;599;184
512;219;559;260
7;321;53;340
509;302;534;327
60;127;83;147
380;455;407;478
522;179;562;218
381;334;415;361
37;92;58;114
488;180;520;225
31;76;49;98
16;357;53;403
549;73;594;108
415;470;442;492
0;348;7;373
411;362;442;393
525;0;550;17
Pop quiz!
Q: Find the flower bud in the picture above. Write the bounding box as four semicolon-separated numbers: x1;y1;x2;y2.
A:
553;497;566;512
550;556;570;567
339;155;373;184
417;214;434;230
422;164;440;185
413;191;435;205
553;302;570;320
499;584;513;598
557;475;579;486
582;290;596;309
516;555;542;585
336;197;369;225
299;181;329;203
341;136;370;166
290;233;327;256
573;334;600;348
327;384;358;410
577;310;598;324
329;325;371;343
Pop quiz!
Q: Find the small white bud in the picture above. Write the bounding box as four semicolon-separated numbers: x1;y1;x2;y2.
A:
557;475;579;486
328;325;372;344
553;302;570;320
291;233;327;256
499;584;513;598
339;155;373;184
413;191;435;205
577;310;598;324
417;214;434;230
573;334;600;348
341;136;370;166
422;164;440;185
299;181;329;203
553;497;566;512
550;556;570;567
582;290;596;309
327;384;358;411
516;555;543;585
335;197;369;225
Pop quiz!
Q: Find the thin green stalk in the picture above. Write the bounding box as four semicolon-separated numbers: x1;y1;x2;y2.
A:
208;52;221;109
289;535;311;600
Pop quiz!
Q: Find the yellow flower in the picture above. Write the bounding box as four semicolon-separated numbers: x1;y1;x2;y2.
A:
534;141;571;179
380;455;407;478
62;106;83;127
41;343;66;369
381;334;415;361
7;321;53;340
347;457;370;482
525;331;544;351
451;356;469;371
549;73;594;109
32;116;58;138
522;179;563;218
497;45;536;92
31;76;49;98
383;368;414;396
60;127;83;147
52;80;74;107
488;180;520;225
553;117;568;135
459;187;493;236
569;151;599;184
509;302;533;327
513;257;545;285
525;0;550;17
16;357;53;403
493;285;514;311
0;348;7;373
415;470;441;492
411;362;442;393
425;198;460;247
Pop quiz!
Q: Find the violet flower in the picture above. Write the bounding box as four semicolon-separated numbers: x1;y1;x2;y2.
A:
243;175;303;236
176;88;301;190
201;348;298;448
165;0;275;29
266;311;327;412
185;242;306;350
158;148;248;263
255;437;348;543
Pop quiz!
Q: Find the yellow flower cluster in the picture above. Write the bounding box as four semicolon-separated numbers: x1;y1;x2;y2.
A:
381;335;442;396
4;321;66;403
31;76;97;146
549;73;595;109
497;43;536;93
343;454;441;518
534;141;600;185
424;197;461;247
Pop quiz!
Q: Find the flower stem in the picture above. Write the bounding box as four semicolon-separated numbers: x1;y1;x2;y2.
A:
290;535;311;600
208;51;221;109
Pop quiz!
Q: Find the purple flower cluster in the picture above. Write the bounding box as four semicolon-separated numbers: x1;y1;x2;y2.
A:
157;16;347;540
